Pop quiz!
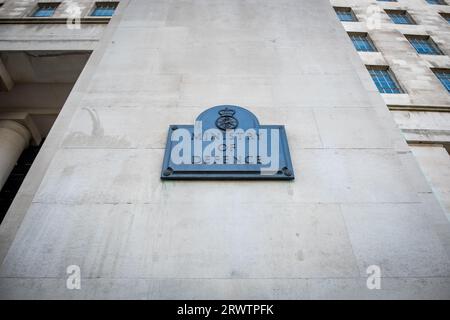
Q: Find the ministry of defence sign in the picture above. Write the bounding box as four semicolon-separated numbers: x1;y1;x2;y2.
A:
161;105;294;180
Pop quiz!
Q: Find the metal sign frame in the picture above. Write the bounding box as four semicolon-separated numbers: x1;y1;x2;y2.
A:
161;105;295;180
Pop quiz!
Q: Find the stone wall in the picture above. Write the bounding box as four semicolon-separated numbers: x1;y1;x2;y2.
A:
1;0;450;299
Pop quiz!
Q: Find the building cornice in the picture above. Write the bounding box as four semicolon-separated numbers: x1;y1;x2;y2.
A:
388;105;450;112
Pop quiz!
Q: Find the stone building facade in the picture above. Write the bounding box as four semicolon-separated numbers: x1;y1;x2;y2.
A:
0;0;450;299
331;0;450;215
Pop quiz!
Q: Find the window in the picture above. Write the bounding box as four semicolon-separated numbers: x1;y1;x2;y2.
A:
385;10;416;24
334;7;358;22
440;12;450;22
32;2;59;17
367;66;403;94
433;69;450;92
349;33;377;52
426;0;447;5
91;2;118;16
405;35;443;55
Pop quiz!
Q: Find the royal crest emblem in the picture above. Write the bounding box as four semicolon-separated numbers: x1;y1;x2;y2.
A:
215;107;239;130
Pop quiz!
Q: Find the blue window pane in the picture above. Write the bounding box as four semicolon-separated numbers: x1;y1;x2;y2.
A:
368;68;403;94
426;0;446;4
335;8;357;22
407;37;442;55
434;70;450;92
33;4;58;17
92;3;117;16
387;12;415;24
350;34;377;52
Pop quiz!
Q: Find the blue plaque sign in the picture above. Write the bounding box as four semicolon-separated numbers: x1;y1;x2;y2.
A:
161;105;294;180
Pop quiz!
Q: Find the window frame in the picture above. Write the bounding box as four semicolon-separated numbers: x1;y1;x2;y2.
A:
425;0;447;5
334;7;358;22
90;1;119;17
30;2;60;18
385;9;416;25
405;35;444;55
367;66;404;94
439;12;450;23
432;68;450;92
348;32;378;52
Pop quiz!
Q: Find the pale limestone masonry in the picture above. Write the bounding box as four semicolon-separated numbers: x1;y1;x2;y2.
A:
0;0;112;51
330;0;450;216
0;0;450;299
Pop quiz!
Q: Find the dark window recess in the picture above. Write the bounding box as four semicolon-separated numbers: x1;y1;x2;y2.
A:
0;142;43;223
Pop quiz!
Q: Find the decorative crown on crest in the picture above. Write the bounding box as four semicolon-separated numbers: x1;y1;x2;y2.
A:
218;107;236;117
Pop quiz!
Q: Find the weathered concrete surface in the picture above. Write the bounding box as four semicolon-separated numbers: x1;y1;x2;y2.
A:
1;0;450;299
392;110;450;144
411;145;450;220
